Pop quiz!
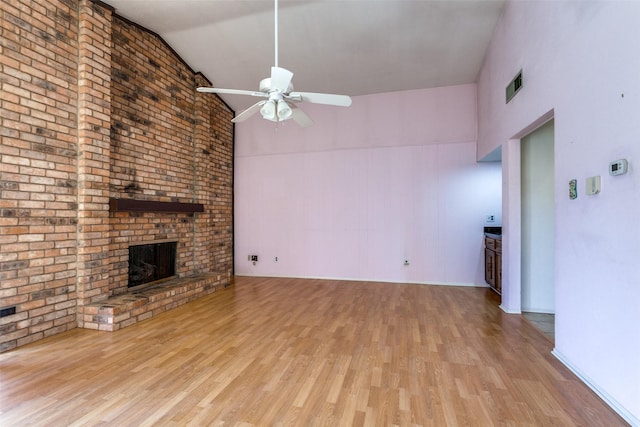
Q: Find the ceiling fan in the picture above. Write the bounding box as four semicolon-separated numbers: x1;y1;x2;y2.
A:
196;0;352;127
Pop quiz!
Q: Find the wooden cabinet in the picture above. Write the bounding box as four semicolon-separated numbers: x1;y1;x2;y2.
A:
494;238;501;293
484;235;502;294
484;245;496;287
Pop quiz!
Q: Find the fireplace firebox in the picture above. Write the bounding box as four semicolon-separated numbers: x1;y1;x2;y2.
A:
128;242;177;289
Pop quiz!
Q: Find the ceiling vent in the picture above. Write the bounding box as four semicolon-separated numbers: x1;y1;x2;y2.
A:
506;70;523;103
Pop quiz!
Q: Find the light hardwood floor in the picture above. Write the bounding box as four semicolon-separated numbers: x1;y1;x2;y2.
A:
0;276;627;426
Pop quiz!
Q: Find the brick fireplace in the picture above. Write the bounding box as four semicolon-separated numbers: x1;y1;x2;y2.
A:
0;0;234;350
73;2;234;332
128;241;177;290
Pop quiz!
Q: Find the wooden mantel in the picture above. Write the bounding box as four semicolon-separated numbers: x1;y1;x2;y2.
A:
109;198;204;213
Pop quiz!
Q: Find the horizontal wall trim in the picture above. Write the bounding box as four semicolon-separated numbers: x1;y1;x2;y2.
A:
109;198;204;213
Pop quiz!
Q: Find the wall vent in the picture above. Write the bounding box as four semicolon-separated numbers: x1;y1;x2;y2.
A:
506;70;523;103
0;306;17;318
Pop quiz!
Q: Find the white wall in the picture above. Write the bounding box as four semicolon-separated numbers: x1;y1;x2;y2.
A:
521;120;555;313
235;84;502;286
477;1;640;423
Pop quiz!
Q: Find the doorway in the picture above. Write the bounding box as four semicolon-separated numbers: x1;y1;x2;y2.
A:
520;120;555;340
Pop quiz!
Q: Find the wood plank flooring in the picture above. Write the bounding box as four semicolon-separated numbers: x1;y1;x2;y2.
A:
0;276;628;426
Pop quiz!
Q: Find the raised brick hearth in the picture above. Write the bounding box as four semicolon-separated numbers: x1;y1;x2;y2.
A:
81;273;229;331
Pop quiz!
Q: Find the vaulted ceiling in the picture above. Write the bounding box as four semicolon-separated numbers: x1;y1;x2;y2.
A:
101;0;505;113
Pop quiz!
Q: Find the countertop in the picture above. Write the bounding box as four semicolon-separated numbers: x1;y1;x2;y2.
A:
484;226;502;240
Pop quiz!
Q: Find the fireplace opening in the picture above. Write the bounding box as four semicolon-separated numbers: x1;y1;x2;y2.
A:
128;241;177;290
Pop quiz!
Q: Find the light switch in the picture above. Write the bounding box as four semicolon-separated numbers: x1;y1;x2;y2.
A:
585;176;601;195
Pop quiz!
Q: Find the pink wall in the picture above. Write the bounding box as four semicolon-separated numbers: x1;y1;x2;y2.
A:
236;84;479;157
477;1;640;423
235;84;502;286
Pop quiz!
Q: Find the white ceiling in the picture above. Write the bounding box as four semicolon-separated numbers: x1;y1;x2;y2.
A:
101;0;506;113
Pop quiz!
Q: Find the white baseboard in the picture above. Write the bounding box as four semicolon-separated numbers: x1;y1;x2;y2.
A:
521;306;555;314
234;273;484;288
499;304;521;314
552;349;638;426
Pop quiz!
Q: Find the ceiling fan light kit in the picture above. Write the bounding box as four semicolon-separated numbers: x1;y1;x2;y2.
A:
260;100;276;121
275;99;292;121
258;96;292;122
197;0;351;127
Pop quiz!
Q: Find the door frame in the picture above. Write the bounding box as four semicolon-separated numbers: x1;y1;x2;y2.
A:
499;109;554;314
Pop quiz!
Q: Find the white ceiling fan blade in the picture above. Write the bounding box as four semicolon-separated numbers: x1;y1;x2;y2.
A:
290;104;313;128
271;66;293;92
197;87;267;98
288;91;352;107
231;101;266;123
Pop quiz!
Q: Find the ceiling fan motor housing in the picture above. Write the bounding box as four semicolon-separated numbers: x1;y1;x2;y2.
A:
259;77;293;94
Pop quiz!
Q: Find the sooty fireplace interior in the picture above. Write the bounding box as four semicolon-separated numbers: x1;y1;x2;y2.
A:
128;241;177;289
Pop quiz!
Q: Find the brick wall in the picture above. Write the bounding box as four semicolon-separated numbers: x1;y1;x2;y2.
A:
106;14;207;298
76;0;112;308
1;0;80;352
0;0;234;352
194;73;234;275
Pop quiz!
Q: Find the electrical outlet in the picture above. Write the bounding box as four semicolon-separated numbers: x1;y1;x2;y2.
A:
274;256;278;262
486;215;496;223
250;255;258;262
403;259;410;266
0;306;17;318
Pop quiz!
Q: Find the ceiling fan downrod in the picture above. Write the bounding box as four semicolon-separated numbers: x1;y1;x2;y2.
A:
274;0;279;68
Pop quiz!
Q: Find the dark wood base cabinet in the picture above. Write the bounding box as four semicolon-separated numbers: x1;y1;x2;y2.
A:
484;235;502;294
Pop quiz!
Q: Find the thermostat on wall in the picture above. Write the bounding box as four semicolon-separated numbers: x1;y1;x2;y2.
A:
609;159;628;176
